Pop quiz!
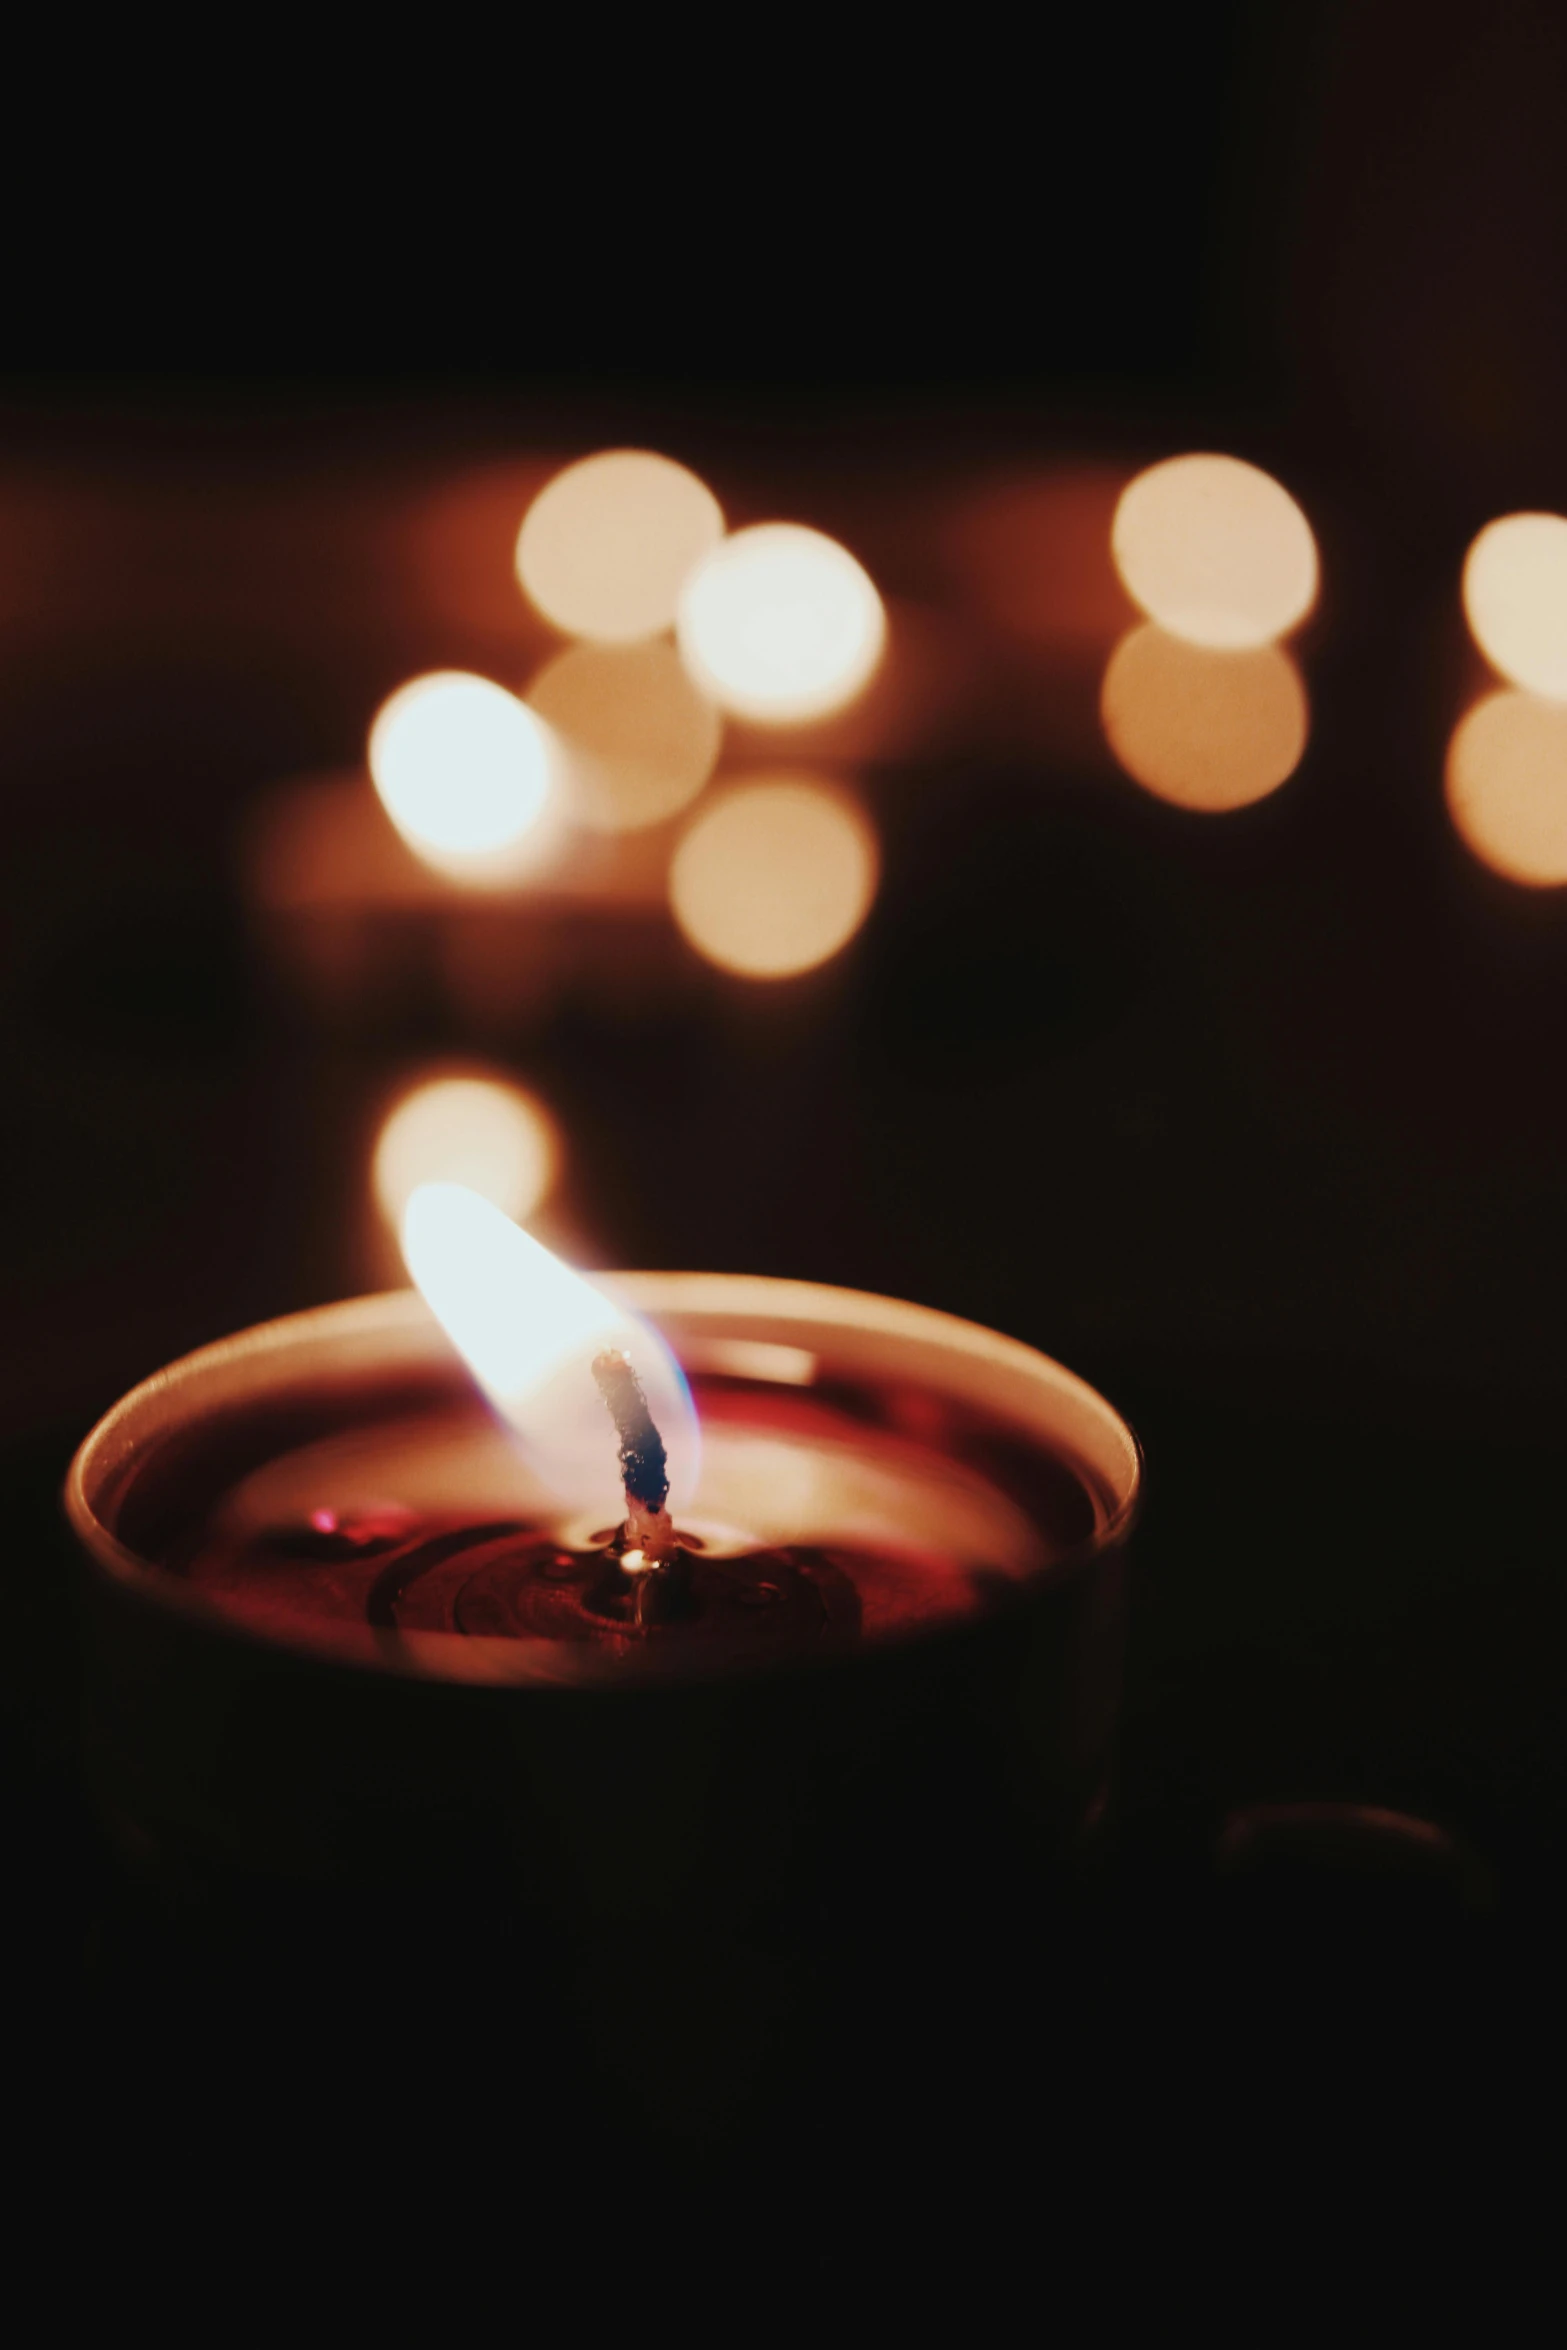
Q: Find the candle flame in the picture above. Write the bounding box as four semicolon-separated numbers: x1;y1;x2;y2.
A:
401;1183;698;1517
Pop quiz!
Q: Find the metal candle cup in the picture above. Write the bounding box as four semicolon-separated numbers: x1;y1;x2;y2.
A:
66;1279;1140;1971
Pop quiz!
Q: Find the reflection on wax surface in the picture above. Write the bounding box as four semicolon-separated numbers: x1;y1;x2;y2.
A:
211;1393;1051;1638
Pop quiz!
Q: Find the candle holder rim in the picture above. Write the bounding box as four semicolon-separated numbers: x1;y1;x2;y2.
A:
64;1279;1141;1687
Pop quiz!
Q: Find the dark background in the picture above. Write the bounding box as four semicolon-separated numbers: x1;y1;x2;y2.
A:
6;1;1567;2180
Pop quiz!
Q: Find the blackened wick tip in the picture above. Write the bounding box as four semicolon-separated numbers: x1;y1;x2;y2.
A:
591;1347;671;1514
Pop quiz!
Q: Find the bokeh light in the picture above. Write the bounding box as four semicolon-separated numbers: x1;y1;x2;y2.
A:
369;672;553;882
1101;624;1309;811
1111;454;1317;649
677;524;886;723
374;1074;560;1234
516;450;724;643
1446;689;1567;885
1462;513;1567;700
527;639;722;832
669;778;879;977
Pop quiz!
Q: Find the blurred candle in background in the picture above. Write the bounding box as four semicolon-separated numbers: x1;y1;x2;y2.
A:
1110;453;1318;649
669;776;879;978
1446;690;1567;885
251;438;1319;1048
368;670;559;882
1448;517;1567;883
1101;626;1309;812
527;639;722;832
516;450;724;643
1462;512;1567;701
1101;453;1317;808
677;524;886;723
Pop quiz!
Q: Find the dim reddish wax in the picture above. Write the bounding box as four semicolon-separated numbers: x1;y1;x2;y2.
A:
140;1372;1109;1680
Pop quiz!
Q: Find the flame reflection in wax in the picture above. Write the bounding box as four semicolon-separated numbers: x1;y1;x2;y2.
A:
1446;689;1567;885
402;1182;698;1515
670;777;879;977
374;1075;559;1233
369;672;554;882
677;524;886;723
516;451;724;643
1462;514;1567;701
1101;624;1309;811
1111;454;1317;649
527;639;722;831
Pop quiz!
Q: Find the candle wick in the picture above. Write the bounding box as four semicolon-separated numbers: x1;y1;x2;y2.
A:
591;1347;677;1566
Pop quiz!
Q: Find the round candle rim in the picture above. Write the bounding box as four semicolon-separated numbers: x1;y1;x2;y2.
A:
65;1280;1142;1687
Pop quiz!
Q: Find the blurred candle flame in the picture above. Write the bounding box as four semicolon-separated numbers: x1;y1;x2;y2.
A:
1446;688;1567;885
1462;513;1567;700
1111;454;1318;649
669;777;879;977
369;671;555;883
402;1184;698;1517
677;524;886;723
1101;624;1309;810
526;638;722;831
374;1075;560;1232
516;450;724;643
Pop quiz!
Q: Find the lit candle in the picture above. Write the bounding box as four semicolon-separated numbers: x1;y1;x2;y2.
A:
64;1202;1140;2073
73;1195;1134;1679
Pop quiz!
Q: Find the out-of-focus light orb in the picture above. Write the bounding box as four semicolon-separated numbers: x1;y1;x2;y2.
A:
1462;514;1567;700
527;639;722;832
1445;689;1567;885
676;524;886;724
516;451;724;643
1101;624;1308;811
669;778;879;978
374;1075;559;1234
369;672;552;880
1111;454;1318;649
